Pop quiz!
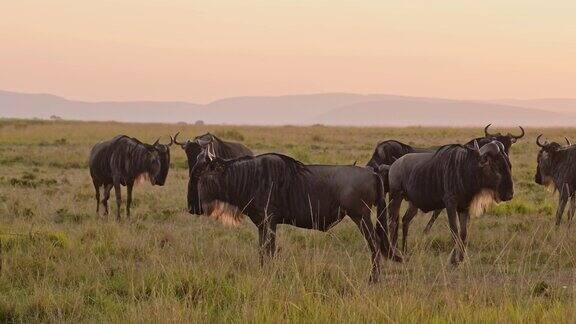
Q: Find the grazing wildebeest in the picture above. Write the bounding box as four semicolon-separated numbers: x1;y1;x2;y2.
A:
89;135;173;220
535;134;576;226
195;152;400;282
386;141;513;264
173;132;253;214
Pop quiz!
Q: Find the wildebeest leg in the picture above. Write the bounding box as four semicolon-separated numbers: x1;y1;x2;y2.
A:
568;194;576;226
388;194;403;252
126;182;134;219
93;181;100;214
424;209;443;234
113;181;122;221
351;212;381;283
444;198;462;265
102;184;113;215
375;196;402;262
457;210;469;263
401;204;419;254
258;219;277;267
555;183;570;226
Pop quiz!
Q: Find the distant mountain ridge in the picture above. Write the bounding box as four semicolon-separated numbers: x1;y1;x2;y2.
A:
1;89;575;126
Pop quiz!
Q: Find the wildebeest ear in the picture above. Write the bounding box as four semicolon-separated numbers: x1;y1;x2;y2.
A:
473;140;480;152
143;143;156;151
196;137;212;147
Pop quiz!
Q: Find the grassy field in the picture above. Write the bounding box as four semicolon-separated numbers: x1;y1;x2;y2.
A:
1;119;576;322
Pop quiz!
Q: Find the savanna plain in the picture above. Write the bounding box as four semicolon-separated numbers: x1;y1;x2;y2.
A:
1;119;576;322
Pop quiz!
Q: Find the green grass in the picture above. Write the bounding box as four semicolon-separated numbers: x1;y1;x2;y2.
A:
1;119;576;322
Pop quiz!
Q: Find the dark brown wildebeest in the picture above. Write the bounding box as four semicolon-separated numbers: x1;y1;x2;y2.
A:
173;132;253;214
367;141;444;233
194;152;400;283
89;135;173;220
415;125;524;233
535;134;576;226
368;124;524;246
386;141;513;264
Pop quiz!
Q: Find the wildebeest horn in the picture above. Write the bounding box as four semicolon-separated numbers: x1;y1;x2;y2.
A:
153;138;160;146
173;132;185;146
511;126;525;139
484;124;496;137
565;137;572;146
536;134;547;148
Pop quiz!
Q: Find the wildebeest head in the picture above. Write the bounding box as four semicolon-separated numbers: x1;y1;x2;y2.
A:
195;154;244;224
144;136;174;186
535;134;570;187
473;140;514;202
173;132;214;173
483;124;525;152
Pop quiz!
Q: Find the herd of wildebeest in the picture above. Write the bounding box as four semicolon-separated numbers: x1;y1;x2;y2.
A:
88;125;576;282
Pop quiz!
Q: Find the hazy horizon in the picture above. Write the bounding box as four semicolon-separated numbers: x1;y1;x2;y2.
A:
2;1;576;103
2;89;576;126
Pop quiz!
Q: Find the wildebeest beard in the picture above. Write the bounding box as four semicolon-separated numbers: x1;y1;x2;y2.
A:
198;154;309;225
134;172;150;185
469;189;498;217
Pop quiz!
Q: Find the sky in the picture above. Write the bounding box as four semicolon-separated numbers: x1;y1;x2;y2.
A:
1;0;576;103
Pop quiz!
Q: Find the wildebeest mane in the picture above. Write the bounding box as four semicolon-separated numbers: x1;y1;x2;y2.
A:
408;144;482;204
111;136;156;183
208;153;310;216
549;147;576;192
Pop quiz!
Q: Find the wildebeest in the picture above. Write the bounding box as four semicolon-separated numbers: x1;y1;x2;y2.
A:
368;124;524;242
195;152;400;282
173;132;253;214
386;141;514;264
535;134;576;226
89;135;173;220
367;141;443;232
418;125;524;232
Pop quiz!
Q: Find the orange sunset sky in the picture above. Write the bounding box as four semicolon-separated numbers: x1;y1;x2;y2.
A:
1;0;575;103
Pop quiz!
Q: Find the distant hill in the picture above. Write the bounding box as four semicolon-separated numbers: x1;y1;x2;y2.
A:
0;90;202;123
315;98;573;126
494;99;576;116
1;89;575;126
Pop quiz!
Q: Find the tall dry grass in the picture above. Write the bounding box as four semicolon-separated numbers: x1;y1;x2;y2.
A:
0;119;575;322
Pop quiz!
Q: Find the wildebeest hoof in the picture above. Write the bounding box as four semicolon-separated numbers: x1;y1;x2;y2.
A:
389;253;403;263
449;250;463;266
